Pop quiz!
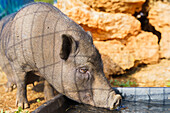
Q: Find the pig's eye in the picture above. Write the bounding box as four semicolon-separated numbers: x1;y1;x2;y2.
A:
79;67;88;74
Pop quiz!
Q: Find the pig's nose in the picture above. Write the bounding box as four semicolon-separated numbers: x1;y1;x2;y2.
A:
110;94;122;110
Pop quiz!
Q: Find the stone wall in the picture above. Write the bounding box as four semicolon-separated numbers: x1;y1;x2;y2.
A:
148;1;170;59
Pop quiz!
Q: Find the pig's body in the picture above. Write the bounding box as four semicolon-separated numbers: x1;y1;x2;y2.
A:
0;11;54;99
0;2;121;109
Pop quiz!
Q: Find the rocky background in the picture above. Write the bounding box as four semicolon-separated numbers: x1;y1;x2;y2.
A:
54;0;170;87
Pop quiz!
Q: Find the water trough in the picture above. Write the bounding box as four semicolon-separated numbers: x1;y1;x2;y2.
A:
33;87;170;113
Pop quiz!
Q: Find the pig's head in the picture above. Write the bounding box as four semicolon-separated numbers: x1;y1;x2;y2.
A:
58;31;122;110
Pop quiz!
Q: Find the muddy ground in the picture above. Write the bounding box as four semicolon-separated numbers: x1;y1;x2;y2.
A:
0;59;169;112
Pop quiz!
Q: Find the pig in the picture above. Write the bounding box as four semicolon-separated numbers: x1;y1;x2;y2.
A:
0;13;55;100
0;2;122;109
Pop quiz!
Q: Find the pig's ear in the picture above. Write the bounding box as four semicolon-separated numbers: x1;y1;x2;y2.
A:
60;34;77;60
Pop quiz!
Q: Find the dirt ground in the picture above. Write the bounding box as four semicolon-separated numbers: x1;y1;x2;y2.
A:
0;77;45;112
0;59;169;112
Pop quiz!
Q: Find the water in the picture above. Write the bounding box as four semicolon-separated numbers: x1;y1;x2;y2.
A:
65;100;170;113
33;88;170;113
65;104;120;113
121;101;170;113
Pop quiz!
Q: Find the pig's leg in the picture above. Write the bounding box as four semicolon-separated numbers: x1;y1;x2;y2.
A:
44;80;55;101
14;69;29;109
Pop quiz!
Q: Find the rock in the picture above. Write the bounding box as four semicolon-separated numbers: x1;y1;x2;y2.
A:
94;40;135;70
148;1;170;59
94;40;132;77
80;0;145;14
56;0;145;15
101;55;125;78
148;1;170;32
160;32;170;58
131;59;170;87
94;32;159;76
126;32;159;64
55;0;141;41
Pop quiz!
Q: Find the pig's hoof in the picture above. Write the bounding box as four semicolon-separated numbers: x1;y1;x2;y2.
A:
110;94;122;110
16;101;29;109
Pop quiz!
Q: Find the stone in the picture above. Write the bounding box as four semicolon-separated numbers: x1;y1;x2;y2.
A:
94;40;135;77
55;0;141;41
56;0;145;15
148;1;170;32
126;32;159;64
148;1;170;59
100;55;125;78
94;32;159;77
131;59;170;87
160;32;170;58
80;0;145;14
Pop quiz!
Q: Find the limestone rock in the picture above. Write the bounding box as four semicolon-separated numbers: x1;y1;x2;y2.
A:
148;1;170;59
94;40;133;77
94;40;135;70
126;32;159;64
56;0;145;15
160;32;170;58
55;0;141;41
131;59;170;87
101;55;125;78
148;1;170;32
80;0;145;14
94;32;159;76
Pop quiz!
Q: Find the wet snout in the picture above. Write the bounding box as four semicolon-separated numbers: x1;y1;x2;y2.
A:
107;91;122;110
91;73;122;110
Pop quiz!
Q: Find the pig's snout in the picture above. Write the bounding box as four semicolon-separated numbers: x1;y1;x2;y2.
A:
108;92;122;110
